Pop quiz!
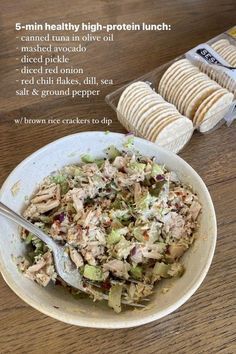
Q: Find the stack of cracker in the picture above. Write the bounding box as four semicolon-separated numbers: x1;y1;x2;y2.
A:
117;81;193;153
197;39;236;97
212;39;236;66
158;59;234;132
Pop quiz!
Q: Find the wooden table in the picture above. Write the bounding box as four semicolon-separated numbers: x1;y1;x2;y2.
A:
0;0;236;353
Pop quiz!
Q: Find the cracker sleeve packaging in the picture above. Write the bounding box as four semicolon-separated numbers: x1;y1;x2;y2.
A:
106;26;236;154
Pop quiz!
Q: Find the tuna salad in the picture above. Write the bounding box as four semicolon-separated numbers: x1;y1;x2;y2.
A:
19;143;201;313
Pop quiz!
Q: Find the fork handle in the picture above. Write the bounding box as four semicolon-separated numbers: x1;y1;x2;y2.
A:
0;201;55;248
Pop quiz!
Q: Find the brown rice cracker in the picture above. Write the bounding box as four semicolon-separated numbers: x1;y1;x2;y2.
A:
121;87;154;127
193;89;226;124
158;59;195;98
129;93;164;129
138;102;178;135
185;81;221;118
216;47;236;66
117;82;149;126
177;76;209;114
178;75;215;115
117;81;148;113
211;39;230;51
126;90;157;124
144;106;180;138
197;90;234;132
225;52;236;66
149;115;180;142
133;96;169;130
182;78;218;113
164;63;199;102
172;72;205;110
199;63;236;97
154;116;194;153
167;67;201;104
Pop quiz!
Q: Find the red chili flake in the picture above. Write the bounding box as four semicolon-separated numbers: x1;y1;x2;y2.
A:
175;203;180;209
103;220;112;227
53;220;60;227
143;231;149;241
101;280;111;290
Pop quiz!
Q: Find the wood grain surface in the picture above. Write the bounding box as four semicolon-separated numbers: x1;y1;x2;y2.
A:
0;0;236;353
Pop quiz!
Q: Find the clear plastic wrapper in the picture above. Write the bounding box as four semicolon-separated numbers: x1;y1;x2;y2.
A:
106;26;236;154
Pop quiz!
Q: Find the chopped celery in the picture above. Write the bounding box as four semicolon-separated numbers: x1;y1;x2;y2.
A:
151;163;164;177
153;262;170;280
25;233;34;245
130;266;143;280
114;236;132;260
83;265;104;281
150;181;166;197
136;191;151;211
51;174;69;194
39;215;53;224
51;174;67;184
107;229;122;245
81;154;94;163
129;162;146;173
106;145;121;160
123;136;134;149
108;284;123;313
94;159;104;168
133;227;144;242
60;181;69;194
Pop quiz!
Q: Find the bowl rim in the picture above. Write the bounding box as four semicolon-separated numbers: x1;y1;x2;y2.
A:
0;131;217;328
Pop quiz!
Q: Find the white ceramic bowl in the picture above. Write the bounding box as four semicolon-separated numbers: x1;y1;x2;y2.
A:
0;132;217;328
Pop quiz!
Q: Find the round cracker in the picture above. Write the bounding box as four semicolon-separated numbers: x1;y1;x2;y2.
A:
171;71;202;103
199;91;234;132
168;68;200;104
130;94;164;129
144;107;180;138
122;87;154;125
193;89;226;124
225;51;236;66
154;117;194;153
149;115;180;141
181;78;211;113
165;64;199;102
117;81;149;112
174;74;208;112
158;59;194;97
211;39;230;51
138;102;178;135
178;75;212;114
185;81;221;118
128;91;161;126
194;89;227;125
178;75;213;111
117;82;150;126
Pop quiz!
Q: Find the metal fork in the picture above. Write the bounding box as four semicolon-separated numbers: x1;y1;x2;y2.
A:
0;202;145;307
